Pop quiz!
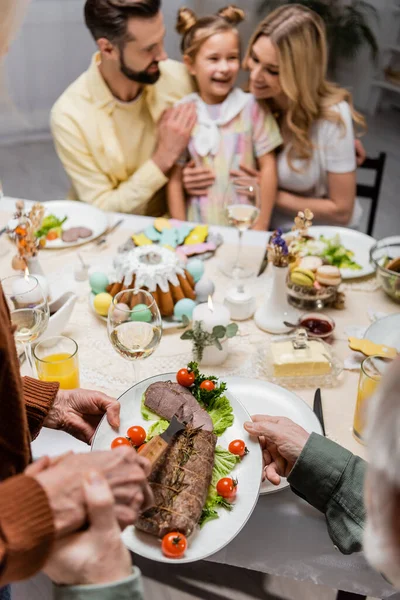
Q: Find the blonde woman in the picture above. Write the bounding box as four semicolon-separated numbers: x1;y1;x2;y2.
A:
184;4;367;230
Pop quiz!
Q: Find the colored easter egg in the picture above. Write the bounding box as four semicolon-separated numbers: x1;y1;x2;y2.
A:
173;298;196;321
194;278;215;303
90;272;109;295
186;258;205;283
113;302;130;323
93;292;113;317
129;303;152;323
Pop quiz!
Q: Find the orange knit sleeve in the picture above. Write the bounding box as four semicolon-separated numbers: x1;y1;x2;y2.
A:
0;475;55;585
22;377;59;440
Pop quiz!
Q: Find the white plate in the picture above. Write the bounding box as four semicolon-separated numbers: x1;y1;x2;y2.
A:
92;373;262;564
306;226;376;280
224;377;323;494
365;314;400;351
41;200;108;248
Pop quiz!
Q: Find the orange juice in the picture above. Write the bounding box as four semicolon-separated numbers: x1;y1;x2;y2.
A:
353;356;392;443
37;352;80;389
353;376;378;442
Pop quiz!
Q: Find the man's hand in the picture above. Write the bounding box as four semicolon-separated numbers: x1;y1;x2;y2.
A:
355;139;366;167
31;447;153;538
182;160;216;196
44;471;132;586
244;415;310;485
44;388;120;444
153;103;197;174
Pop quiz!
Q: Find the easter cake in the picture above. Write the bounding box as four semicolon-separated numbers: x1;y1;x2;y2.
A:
106;246;196;317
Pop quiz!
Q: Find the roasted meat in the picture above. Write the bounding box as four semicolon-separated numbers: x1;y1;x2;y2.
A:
145;381;213;432
136;428;217;538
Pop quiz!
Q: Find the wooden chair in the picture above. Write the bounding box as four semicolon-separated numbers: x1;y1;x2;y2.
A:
357;152;387;237
336;592;367;600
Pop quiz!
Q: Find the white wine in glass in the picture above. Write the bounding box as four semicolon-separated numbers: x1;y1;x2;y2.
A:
107;289;162;382
223;176;261;278
2;274;50;372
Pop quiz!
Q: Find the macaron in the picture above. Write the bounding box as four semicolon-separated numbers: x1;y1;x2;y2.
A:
290;267;316;287
299;256;323;272
316;265;342;287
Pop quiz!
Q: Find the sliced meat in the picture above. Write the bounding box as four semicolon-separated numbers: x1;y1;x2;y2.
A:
62;228;80;243
144;381;213;432
136;428;216;538
78;227;93;239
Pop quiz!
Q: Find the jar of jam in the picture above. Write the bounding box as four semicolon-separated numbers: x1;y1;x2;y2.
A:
299;312;335;339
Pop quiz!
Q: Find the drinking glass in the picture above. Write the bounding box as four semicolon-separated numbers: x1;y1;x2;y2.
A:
34;336;80;389
222;176;261;278
107;288;162;383
2;274;49;373
353;355;392;443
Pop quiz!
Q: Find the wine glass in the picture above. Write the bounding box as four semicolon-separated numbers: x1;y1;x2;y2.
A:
222;176;261;278
2;274;50;373
107;288;162;383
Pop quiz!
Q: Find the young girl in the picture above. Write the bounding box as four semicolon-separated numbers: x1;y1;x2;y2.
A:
167;6;282;229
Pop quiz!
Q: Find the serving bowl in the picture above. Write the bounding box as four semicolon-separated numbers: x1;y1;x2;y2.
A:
370;236;400;304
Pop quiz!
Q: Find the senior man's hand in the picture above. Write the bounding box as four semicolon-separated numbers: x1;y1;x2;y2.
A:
244;415;310;485
27;448;153;538
44;470;133;586
44;388;120;444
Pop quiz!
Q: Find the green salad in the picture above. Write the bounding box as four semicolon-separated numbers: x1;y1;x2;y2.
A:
141;362;240;526
290;234;362;270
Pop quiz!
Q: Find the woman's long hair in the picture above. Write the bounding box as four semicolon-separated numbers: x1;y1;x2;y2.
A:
244;4;365;170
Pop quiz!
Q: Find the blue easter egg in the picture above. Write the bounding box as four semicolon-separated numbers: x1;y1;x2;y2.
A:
89;272;109;295
174;298;196;321
186;258;205;283
129;303;152;323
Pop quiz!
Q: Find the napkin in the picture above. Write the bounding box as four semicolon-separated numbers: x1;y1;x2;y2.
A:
343;308;389;371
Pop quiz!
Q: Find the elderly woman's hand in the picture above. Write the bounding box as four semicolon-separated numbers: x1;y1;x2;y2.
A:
244;415;310;485
44;470;133;586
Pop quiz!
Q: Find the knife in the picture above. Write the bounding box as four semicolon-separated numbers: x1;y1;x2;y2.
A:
96;218;124;246
140;415;186;468
257;249;269;277
313;388;326;436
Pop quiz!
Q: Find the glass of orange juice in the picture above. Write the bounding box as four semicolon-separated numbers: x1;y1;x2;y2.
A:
353;355;392;443
33;336;80;389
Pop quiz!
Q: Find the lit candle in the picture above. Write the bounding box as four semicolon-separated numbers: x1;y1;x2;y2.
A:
192;296;231;333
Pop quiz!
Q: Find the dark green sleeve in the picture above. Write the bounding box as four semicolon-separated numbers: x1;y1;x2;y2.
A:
287;433;367;554
53;568;144;600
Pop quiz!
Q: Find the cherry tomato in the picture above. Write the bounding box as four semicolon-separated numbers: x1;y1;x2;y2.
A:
111;437;131;449
127;426;146;447
216;477;238;499
46;230;58;241
161;532;187;559
137;443;147;454
200;380;215;392
176;368;195;387
228;439;248;457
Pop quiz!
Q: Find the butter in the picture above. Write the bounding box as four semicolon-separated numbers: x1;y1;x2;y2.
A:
271;339;331;377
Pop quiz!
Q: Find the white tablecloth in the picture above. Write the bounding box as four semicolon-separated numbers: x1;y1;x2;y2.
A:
1;196;399;599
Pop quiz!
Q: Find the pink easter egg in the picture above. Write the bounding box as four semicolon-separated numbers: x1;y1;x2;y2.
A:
113;302;130;323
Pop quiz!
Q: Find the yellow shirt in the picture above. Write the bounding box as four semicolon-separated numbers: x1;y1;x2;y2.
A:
51;53;194;215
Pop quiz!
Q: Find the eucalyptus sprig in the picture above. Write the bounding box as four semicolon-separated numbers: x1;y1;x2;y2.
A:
180;316;239;362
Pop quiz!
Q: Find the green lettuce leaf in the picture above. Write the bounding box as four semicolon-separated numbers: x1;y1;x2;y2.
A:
140;393;160;421
207;395;234;436
199;446;240;527
146;419;169;442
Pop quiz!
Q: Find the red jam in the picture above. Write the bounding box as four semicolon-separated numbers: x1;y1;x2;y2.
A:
300;317;333;336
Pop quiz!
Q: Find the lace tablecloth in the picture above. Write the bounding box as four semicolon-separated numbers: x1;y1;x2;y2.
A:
1;199;399;598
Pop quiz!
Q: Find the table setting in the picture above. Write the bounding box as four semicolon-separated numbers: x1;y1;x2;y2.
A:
1;194;400;598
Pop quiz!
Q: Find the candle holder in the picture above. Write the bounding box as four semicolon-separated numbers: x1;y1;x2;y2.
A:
180;317;238;366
